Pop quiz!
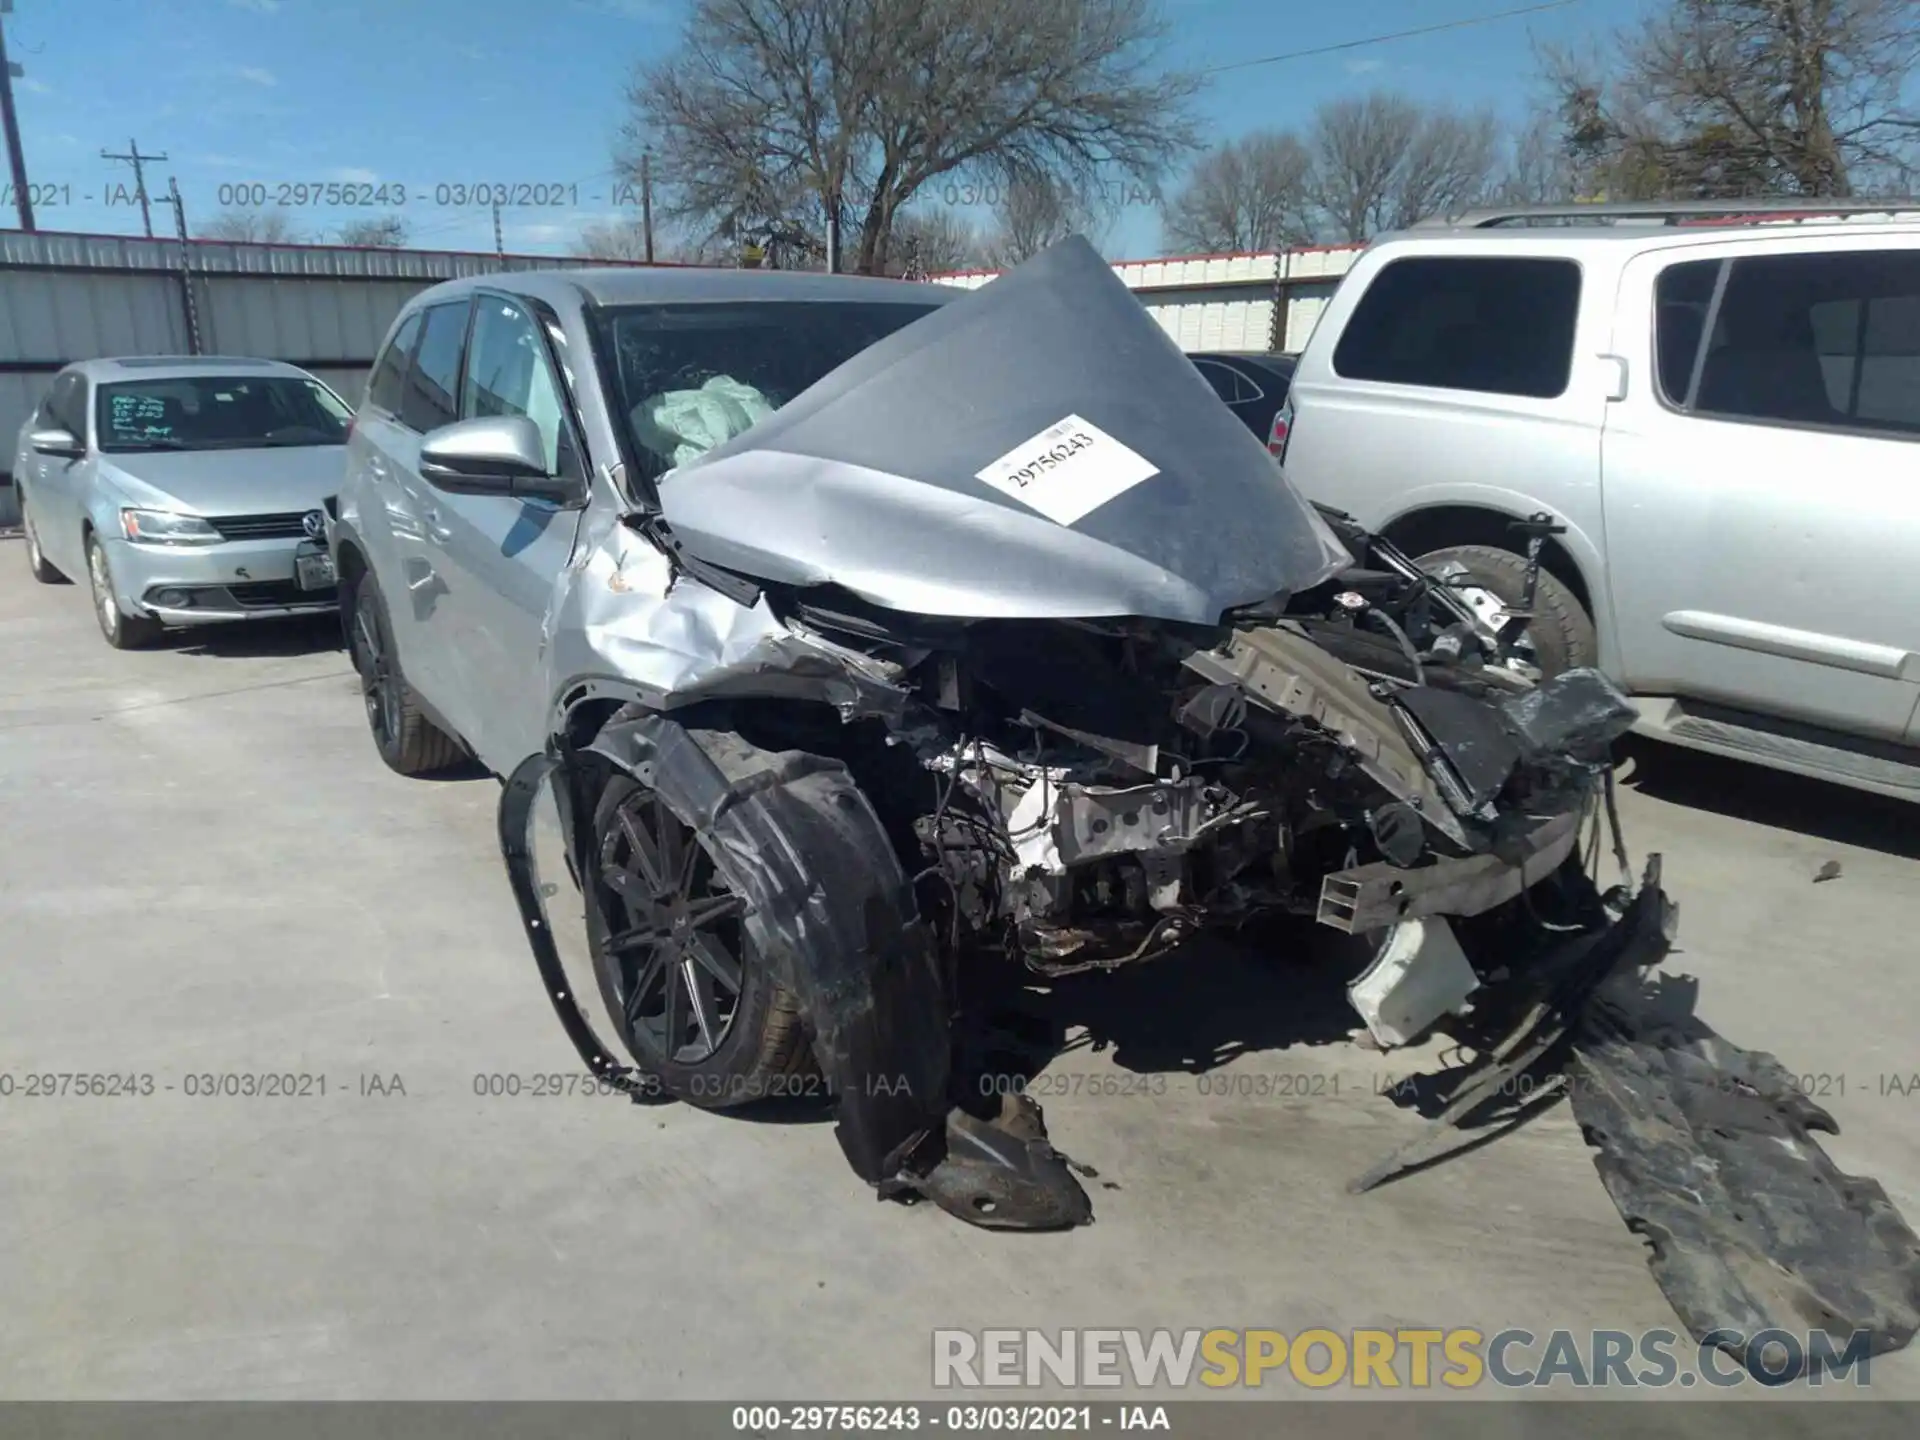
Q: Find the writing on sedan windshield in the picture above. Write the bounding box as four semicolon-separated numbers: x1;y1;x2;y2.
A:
97;375;352;452
107;393;174;441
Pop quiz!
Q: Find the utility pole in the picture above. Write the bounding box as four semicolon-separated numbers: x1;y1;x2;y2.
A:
640;147;654;263
101;136;167;238
0;0;36;231
492;199;503;256
165;176;202;354
825;187;840;274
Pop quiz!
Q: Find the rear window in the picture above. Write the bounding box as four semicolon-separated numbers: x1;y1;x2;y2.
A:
1660;249;1920;437
96;375;351;452
597;299;942;480
1333;256;1582;398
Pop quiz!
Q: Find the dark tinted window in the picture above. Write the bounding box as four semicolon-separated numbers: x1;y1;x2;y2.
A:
402;301;470;432
1654;259;1720;404
600;299;942;480
96;375;352;452
1688;250;1920;436
1333;257;1582;398
1193;359;1261;405
367;311;422;416
45;374;86;434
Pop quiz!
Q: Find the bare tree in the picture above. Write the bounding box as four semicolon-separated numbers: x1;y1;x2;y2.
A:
982;177;1104;265
198;210;303;243
1545;0;1920;198
889;207;983;275
1306;93;1419;242
625;0;1198;275
576;215;729;264
1495;108;1582;206
1160;130;1314;252
1306;92;1501;240
1395;109;1503;224
576;216;655;260
338;215;409;247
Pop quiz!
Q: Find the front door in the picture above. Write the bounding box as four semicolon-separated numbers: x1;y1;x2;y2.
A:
26;373;93;575
425;293;589;773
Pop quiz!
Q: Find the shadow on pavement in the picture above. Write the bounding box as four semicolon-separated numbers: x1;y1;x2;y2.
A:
730;923;1372;1129
971;919;1369;1085
160;613;344;660
1618;736;1920;862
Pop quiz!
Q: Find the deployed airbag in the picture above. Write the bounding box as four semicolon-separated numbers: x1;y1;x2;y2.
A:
632;375;775;469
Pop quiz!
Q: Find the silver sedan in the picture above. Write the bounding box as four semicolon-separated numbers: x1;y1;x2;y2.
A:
12;356;350;648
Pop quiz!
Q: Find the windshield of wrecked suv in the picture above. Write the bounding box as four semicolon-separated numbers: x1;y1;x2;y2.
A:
599;300;942;481
96;375;353;453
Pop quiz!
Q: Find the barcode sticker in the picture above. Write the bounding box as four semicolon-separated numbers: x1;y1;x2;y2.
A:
974;415;1159;526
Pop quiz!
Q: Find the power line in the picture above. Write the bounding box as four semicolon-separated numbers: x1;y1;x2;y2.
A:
1203;0;1584;76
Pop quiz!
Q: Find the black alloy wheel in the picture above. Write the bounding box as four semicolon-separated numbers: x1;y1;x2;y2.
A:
595;781;750;1067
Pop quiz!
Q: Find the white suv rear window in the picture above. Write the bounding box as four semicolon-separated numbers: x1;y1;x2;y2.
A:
1332;256;1582;399
1658;249;1920;438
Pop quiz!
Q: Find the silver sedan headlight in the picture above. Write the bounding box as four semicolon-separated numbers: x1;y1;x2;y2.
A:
119;509;223;546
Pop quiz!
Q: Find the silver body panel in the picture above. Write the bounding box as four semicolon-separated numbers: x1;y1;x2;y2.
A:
1281;220;1920;781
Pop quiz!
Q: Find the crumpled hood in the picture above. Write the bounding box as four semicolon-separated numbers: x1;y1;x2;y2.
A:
656;236;1350;626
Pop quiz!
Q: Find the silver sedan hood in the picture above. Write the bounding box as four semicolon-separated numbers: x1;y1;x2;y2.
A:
656;237;1349;626
102;444;347;516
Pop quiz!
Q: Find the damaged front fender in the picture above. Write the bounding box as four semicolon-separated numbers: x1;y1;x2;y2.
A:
497;718;1093;1231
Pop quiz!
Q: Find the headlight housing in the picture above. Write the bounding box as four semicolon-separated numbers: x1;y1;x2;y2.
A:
120;509;223;545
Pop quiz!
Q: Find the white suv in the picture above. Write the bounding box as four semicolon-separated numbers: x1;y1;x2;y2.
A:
1280;199;1920;802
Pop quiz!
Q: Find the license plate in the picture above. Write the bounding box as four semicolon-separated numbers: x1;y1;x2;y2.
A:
295;550;336;591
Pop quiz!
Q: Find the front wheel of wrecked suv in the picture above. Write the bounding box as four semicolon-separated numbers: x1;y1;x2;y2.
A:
586;759;818;1109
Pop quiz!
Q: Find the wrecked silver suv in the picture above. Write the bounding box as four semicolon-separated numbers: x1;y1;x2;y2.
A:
330;239;1919;1371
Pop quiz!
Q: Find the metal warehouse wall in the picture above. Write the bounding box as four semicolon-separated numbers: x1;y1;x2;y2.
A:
2;230;1364;527
933;243;1361;356
0;229;654;523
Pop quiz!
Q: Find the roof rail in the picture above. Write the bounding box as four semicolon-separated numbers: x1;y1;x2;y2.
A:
1412;198;1920;229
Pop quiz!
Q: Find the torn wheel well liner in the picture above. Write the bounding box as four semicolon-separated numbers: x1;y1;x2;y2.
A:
563;710;952;1184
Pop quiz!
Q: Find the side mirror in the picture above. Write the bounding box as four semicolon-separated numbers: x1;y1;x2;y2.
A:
418;415;575;503
29;426;84;459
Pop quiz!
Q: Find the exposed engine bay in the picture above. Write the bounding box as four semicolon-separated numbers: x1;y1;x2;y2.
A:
768;543;1626;998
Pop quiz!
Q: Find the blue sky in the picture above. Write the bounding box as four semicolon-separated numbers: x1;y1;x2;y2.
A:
5;0;1646;259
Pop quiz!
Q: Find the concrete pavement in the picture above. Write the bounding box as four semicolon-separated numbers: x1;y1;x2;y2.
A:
2;536;1917;1403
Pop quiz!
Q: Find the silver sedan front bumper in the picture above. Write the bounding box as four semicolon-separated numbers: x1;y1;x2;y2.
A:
104;533;339;624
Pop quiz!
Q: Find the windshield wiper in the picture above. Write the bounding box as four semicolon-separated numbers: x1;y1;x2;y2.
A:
105;438;191;451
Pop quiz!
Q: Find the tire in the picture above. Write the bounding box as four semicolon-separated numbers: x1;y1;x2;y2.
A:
21;501;69;584
345;569;464;776
85;533;162;650
1416;543;1597;678
587;760;818;1110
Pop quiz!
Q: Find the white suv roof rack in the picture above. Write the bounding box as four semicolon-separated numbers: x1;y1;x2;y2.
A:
1413;198;1920;230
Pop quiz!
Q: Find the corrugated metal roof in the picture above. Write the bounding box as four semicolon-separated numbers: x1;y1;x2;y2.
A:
930;243;1362;290
0;227;670;278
